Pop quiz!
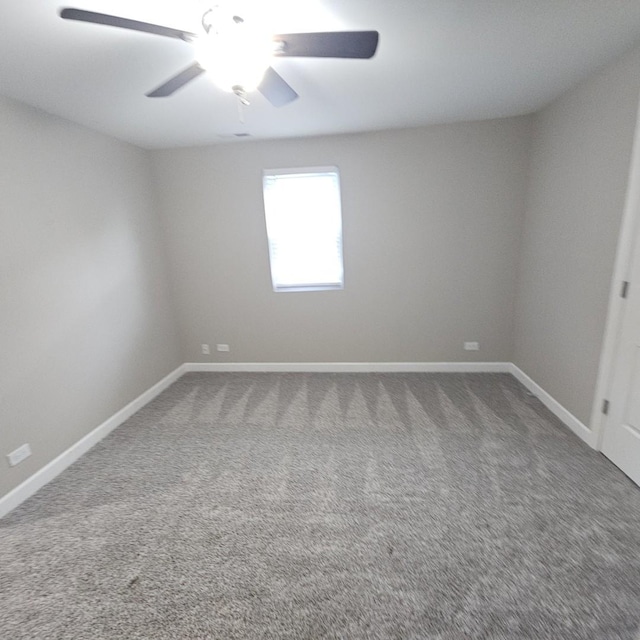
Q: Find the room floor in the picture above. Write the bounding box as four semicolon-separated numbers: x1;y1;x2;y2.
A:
1;372;639;639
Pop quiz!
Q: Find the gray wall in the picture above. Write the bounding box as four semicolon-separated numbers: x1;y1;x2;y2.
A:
151;118;532;364
0;96;181;498
513;46;640;425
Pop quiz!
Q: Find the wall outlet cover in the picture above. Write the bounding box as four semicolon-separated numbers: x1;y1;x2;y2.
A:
8;443;32;467
464;342;480;351
216;344;230;352
201;344;210;355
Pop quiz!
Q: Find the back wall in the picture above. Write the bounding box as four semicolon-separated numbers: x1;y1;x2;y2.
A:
151;117;531;364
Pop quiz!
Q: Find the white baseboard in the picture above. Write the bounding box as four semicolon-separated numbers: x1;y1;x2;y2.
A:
185;361;512;373
508;363;596;448
0;364;186;520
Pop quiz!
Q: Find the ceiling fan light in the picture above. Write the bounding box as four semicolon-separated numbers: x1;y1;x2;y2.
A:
195;20;272;93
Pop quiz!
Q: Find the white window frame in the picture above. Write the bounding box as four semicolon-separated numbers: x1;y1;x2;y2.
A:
262;166;345;293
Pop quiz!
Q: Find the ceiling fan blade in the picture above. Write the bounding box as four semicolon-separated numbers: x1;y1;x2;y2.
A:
273;31;379;59
59;8;196;41
146;63;205;98
258;67;299;107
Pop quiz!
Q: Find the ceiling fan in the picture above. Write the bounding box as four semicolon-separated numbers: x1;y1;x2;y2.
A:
59;6;379;107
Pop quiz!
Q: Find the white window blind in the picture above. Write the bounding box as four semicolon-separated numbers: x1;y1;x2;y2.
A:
263;167;344;292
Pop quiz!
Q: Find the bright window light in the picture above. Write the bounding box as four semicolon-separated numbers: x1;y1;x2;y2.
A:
263;167;344;292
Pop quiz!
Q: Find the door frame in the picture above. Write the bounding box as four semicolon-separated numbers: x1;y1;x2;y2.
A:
591;98;640;449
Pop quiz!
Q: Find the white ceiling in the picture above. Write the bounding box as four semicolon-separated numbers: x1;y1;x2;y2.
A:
2;0;640;149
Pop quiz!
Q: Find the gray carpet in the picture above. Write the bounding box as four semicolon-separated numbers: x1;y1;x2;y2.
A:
1;372;640;639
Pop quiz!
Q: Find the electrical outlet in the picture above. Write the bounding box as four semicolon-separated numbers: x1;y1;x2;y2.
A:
7;443;32;467
216;344;230;352
201;344;210;355
464;341;480;351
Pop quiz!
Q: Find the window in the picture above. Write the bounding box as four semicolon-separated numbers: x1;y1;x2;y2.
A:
262;167;344;292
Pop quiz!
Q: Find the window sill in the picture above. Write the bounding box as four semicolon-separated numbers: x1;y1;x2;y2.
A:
272;284;344;293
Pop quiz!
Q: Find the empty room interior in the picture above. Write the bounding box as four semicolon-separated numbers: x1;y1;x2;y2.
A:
2;1;640;638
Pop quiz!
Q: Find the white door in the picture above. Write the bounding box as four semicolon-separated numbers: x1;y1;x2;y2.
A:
602;248;640;486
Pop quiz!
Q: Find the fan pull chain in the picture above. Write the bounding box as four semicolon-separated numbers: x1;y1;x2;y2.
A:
232;85;250;124
237;96;245;124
